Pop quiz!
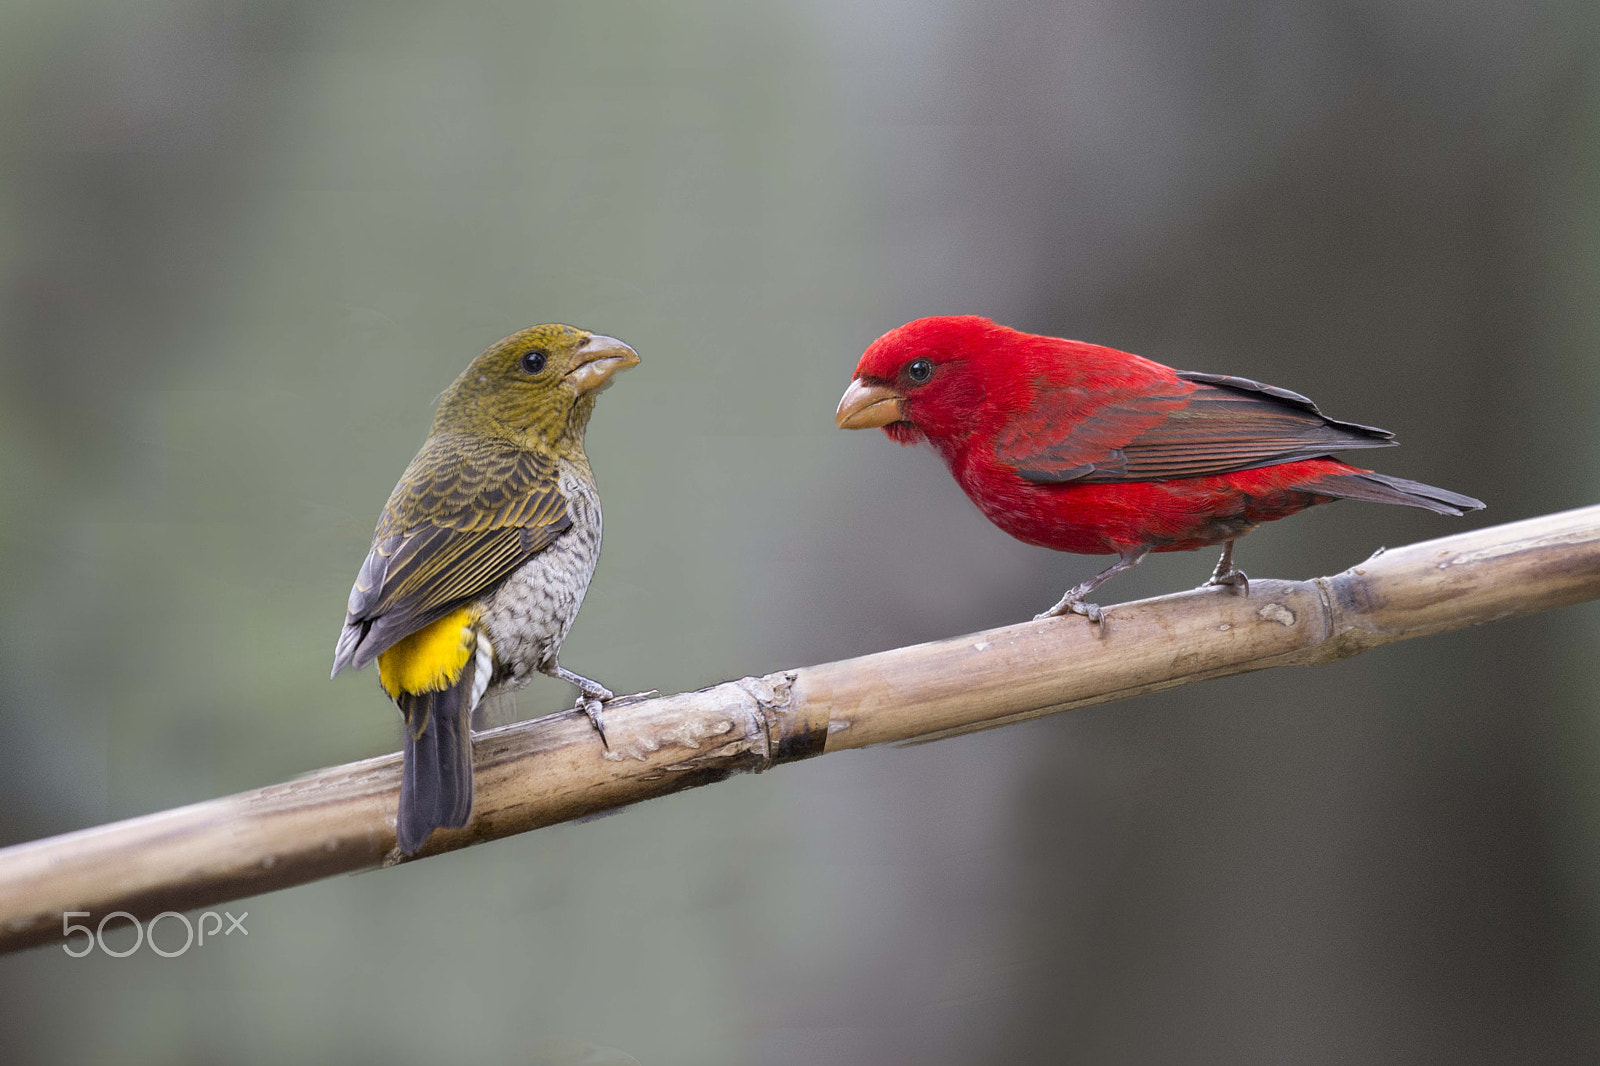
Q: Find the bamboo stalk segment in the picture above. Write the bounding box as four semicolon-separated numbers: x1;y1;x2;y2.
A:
1;504;1597;954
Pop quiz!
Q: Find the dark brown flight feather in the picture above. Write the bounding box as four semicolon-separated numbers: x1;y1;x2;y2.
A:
999;372;1398;485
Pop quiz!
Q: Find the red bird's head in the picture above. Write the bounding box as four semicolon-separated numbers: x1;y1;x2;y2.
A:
835;315;1039;448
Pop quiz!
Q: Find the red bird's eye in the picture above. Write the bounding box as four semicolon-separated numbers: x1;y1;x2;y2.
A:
905;358;933;384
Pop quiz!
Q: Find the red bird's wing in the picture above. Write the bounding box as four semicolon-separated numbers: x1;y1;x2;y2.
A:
994;371;1396;484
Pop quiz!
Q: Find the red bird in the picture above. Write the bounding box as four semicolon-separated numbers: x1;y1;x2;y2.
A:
836;315;1483;623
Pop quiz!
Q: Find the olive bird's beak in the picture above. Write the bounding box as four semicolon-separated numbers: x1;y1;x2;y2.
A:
566;333;641;395
835;378;907;429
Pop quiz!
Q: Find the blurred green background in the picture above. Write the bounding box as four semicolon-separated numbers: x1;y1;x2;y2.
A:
2;0;1599;1062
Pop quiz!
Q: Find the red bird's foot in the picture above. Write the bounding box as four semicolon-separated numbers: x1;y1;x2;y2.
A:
1204;568;1250;595
1035;548;1151;632
1202;541;1249;595
1035;598;1105;625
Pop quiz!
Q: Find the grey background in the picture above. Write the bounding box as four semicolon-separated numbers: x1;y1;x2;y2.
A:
1;1;1597;1063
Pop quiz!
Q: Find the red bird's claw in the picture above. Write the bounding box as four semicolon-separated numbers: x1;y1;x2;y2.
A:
1205;570;1250;595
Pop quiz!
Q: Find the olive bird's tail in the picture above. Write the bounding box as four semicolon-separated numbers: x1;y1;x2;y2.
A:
389;626;493;855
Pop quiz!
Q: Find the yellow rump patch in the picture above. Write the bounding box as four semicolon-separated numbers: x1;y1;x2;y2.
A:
378;608;476;697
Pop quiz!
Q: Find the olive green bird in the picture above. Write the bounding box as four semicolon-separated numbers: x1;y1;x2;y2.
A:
331;324;639;855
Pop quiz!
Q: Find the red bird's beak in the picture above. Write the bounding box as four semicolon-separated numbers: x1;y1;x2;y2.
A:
835;378;907;430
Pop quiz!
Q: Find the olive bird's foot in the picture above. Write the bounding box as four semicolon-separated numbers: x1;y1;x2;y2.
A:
1204;568;1250;595
572;686;614;749
542;661;616;748
575;690;659;751
576;694;610;748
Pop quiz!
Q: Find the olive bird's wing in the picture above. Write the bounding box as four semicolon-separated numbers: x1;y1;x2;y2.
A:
331;435;571;675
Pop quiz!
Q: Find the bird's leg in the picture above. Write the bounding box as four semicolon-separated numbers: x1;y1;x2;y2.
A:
1203;539;1249;595
1037;548;1151;627
542;662;613;749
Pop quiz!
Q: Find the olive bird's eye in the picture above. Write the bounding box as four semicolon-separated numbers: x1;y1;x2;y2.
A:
521;350;548;374
906;358;934;384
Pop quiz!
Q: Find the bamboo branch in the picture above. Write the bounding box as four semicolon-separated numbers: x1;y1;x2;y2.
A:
2;504;1599;953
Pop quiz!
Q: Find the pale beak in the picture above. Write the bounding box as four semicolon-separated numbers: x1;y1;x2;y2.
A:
835;378;907;429
565;333;641;395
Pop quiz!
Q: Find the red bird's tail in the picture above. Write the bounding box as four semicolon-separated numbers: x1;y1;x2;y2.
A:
1301;470;1484;516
